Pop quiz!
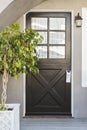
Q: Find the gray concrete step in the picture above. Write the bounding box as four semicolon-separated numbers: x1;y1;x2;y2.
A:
21;118;87;130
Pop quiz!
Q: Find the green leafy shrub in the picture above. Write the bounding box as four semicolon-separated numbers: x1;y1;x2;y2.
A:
0;23;43;110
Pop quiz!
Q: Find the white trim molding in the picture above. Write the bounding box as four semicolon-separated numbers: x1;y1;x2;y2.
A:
23;10;74;117
82;8;87;87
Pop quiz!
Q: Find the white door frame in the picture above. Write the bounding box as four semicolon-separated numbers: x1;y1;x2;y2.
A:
23;10;74;117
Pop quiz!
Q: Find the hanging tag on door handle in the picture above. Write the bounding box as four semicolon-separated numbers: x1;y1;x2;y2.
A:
66;70;71;83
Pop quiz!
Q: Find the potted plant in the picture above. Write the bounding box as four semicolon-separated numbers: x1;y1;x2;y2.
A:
0;23;42;130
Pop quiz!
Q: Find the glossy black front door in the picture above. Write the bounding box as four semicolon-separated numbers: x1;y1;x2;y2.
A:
26;12;71;115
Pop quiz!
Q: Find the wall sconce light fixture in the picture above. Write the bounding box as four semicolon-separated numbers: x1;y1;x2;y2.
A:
75;12;83;27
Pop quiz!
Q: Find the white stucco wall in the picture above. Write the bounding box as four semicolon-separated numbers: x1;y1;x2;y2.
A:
0;0;87;118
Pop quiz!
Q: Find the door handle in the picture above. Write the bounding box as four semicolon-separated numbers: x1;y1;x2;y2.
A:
66;70;71;83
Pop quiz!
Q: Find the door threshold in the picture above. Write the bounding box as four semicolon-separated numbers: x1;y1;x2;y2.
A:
23;115;72;118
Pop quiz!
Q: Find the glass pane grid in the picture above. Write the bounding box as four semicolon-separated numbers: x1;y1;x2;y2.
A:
38;31;47;44
36;46;47;59
36;45;66;59
31;18;47;30
50;18;65;30
32;17;66;59
49;46;65;59
49;32;65;45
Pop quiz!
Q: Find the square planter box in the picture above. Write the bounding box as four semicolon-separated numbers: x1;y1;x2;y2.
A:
0;104;20;130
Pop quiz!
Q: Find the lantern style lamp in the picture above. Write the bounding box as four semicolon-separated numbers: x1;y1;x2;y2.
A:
75;13;83;27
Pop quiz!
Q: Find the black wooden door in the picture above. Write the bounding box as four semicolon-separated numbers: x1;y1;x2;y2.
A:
26;12;71;115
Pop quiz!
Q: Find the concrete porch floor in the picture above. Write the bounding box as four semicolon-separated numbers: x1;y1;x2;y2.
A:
21;117;87;130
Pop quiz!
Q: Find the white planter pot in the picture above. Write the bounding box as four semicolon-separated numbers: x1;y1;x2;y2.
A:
0;104;20;130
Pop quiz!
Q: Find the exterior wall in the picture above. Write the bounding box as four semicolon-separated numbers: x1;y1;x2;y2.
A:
0;0;87;118
0;16;25;117
30;0;87;118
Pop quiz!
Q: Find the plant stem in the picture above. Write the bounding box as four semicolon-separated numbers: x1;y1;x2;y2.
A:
1;55;8;110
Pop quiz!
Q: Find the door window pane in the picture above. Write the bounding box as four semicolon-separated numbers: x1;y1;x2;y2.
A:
49;32;65;44
38;32;47;44
50;18;65;30
31;18;47;30
36;46;47;58
49;46;65;58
